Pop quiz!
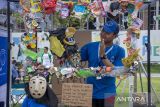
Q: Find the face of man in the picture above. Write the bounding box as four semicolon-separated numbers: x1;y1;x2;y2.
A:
100;31;116;44
44;48;48;53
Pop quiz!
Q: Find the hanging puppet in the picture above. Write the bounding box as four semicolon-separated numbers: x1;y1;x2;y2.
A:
22;75;58;107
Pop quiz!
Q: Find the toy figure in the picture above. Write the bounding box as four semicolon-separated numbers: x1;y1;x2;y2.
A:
22;75;58;107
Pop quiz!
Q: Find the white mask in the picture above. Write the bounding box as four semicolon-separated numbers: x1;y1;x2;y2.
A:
29;76;47;99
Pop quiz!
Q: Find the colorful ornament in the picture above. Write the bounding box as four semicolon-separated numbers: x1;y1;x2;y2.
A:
30;0;42;13
131;18;143;29
88;1;101;16
131;1;143;18
127;3;135;14
96;0;106;17
30;43;36;49
60;6;69;19
41;0;57;14
49;36;65;57
73;5;86;18
76;69;95;78
78;0;91;6
122;49;140;67
23;48;38;60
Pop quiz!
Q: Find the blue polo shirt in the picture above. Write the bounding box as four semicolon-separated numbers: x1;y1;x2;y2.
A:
22;97;48;107
80;42;125;99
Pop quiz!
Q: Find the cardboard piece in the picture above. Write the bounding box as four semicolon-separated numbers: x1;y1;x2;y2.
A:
61;83;92;107
51;74;85;101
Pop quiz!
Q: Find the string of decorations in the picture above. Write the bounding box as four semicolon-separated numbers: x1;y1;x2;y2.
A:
18;0;146;80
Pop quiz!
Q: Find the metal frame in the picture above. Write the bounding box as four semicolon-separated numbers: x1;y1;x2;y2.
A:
7;0;19;107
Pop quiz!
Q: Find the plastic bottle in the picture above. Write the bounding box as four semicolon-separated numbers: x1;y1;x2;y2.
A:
101;66;129;77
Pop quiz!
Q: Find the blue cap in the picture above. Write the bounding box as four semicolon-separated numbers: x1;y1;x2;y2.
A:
102;20;119;35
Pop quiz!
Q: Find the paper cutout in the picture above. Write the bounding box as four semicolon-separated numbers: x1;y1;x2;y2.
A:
23;49;37;60
60;7;69;19
49;36;65;57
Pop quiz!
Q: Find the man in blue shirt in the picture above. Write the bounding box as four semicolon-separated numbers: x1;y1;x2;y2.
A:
80;20;125;107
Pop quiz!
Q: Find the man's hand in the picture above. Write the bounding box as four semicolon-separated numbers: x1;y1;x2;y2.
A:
100;39;114;67
100;39;105;57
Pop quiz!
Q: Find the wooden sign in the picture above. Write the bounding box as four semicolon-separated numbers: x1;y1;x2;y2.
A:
61;83;93;107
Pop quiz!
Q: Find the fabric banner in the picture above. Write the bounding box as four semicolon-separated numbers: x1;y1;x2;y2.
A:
0;29;8;107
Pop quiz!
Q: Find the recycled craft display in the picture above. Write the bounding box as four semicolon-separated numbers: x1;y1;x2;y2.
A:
48;26;141;80
20;0;57;32
19;0;145;32
48;0;145;80
49;63;139;80
18;0;146;80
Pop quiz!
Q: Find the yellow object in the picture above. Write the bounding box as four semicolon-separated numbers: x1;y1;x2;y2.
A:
65;27;77;37
133;29;140;39
25;36;30;41
122;49;140;67
30;0;40;6
78;0;90;4
32;34;36;40
125;42;131;49
32;20;38;27
30;43;36;48
49;36;65;57
30;0;42;13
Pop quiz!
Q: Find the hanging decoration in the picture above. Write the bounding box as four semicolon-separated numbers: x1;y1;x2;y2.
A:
88;1;102;16
78;0;91;6
131;1;143;19
19;0;146;32
41;0;57;14
21;32;37;51
96;0;106;17
23;48;38;60
18;0;147;80
30;0;42;13
60;5;69;19
122;22;143;68
20;0;57;33
49;64;138;80
72;5;86;19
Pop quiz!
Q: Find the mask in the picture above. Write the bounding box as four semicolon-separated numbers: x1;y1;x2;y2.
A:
29;76;47;99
